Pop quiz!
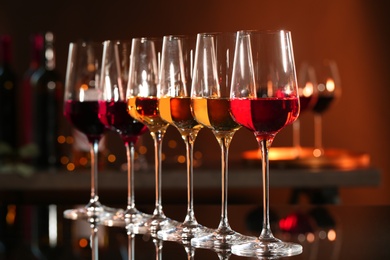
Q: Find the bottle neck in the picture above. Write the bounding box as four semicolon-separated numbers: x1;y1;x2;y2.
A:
30;33;44;69
0;34;13;66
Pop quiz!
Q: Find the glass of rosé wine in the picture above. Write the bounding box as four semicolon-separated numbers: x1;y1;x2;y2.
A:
126;37;178;234
63;40;118;260
229;30;302;257
156;35;211;243
98;40;151;237
190;32;255;250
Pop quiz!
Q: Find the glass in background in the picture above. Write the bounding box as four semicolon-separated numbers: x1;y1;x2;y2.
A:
292;62;318;157
311;59;341;157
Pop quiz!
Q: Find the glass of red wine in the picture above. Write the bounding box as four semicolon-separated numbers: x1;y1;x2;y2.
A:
126;37;177;234
156;35;211;243
98;40;151;236
63;41;117;259
311;59;341;157
292;62;318;156
229;30;302;257
190;32;255;250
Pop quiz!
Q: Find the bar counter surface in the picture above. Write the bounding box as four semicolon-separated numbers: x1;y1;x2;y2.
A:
58;203;390;260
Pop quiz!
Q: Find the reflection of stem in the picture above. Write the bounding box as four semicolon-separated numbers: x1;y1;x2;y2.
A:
314;113;324;156
154;238;163;260
91;224;99;260
128;233;135;260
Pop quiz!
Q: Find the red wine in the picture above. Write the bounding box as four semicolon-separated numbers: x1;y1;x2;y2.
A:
64;100;106;142
191;97;240;132
312;95;334;114
99;100;147;144
230;97;299;138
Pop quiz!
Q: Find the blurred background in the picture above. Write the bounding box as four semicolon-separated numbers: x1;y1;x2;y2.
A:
0;0;389;207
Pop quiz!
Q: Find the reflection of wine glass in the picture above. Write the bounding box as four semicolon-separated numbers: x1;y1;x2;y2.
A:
292;62;318;155
190;32;254;249
157;35;210;242
230;30;302;257
98;40;151;232
126;37;175;234
311;59;341;157
63;41;117;259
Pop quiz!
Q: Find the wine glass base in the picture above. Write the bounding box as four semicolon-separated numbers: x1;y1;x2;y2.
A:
104;208;153;234
231;238;303;258
191;227;256;250
157;222;213;244
145;214;179;235
63;204;119;222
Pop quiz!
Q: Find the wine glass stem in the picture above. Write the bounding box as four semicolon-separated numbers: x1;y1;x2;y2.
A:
314;113;323;153
216;133;234;230
293;118;301;149
90;139;99;204
259;139;274;240
151;130;165;217
183;134;197;224
125;142;136;209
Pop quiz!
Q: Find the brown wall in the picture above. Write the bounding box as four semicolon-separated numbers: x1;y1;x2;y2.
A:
1;0;389;205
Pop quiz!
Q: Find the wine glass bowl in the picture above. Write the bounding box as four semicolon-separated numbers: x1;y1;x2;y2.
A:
229;30;302;257
190;32;254;250
126;37;175;234
156;35;211;243
63;40;118;260
98;40;151;233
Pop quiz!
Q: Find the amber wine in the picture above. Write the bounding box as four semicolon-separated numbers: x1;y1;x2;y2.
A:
159;97;202;132
127;96;169;132
191;97;240;132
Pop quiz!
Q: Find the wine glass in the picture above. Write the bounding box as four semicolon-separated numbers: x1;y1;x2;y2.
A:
157;35;211;243
190;32;254;249
126;37;176;234
229;30;302;257
63;40;117;259
98;40;151;234
292;62;318;156
311;59;341;157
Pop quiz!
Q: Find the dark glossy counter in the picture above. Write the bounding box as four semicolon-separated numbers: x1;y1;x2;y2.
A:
56;203;390;260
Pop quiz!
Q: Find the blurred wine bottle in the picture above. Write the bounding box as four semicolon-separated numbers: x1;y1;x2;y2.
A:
30;32;64;170
18;34;44;169
0;34;18;163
